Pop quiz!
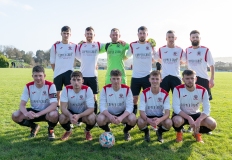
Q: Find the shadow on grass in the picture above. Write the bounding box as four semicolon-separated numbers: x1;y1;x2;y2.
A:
0;122;197;160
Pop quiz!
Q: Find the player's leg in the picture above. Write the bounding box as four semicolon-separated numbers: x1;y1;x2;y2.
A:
196;76;212;100
172;114;186;142
82;113;96;140
170;76;181;93
137;116;150;142
96;113;111;132
12;108;40;138
53;73;64;109
45;110;59;140
121;113;137;141
131;77;142;115
199;116;217;133
156;118;172;143
59;113;72;141
160;75;171;93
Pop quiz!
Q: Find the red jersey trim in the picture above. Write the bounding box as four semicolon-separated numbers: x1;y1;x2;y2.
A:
79;42;86;53
175;84;185;97
142;87;150;103
103;84;112;93
121;84;130;96
180;49;183;58
53;42;60;54
129;41;137;54
161;88;169;103
205;48;209;62
196;84;206;99
97;42;100;51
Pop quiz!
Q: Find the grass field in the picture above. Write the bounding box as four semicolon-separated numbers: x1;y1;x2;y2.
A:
0;69;232;160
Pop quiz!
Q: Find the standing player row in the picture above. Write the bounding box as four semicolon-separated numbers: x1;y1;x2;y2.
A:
12;66;216;143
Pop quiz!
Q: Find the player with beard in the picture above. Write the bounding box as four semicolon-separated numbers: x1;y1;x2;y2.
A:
77;27;104;114
12;66;59;140
59;71;95;141
155;30;185;93
185;30;214;100
172;69;217;143
100;28;129;85
97;69;136;141
126;26;156;116
137;70;172;143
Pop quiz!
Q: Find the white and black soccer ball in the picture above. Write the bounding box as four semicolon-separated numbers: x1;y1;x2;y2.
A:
99;132;115;148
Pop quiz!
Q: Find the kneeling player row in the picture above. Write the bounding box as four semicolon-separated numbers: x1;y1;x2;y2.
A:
12;66;216;143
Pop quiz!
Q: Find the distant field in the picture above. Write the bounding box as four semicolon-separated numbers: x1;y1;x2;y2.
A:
0;68;232;160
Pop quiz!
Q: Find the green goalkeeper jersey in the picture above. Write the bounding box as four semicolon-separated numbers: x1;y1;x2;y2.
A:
100;42;129;84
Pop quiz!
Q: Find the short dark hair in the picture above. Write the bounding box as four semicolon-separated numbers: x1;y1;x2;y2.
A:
190;30;200;36
167;30;175;34
71;71;83;78
111;28;120;34
138;26;148;32
61;26;71;32
150;70;161;78
32;65;44;73
110;69;122;77
182;69;196;77
86;26;94;32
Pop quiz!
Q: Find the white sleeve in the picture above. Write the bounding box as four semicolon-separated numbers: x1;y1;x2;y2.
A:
75;44;81;60
172;88;181;114
180;49;186;63
126;45;133;58
125;89;133;114
139;93;146;111
21;86;29;102
206;50;215;66
99;88;107;113
163;95;170;110
154;48;160;61
48;84;57;103
50;44;56;64
152;47;156;59
60;87;68;103
202;90;210;116
86;88;94;108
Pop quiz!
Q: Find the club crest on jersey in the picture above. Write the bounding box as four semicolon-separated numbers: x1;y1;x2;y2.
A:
43;91;46;95
197;51;201;56
119;94;123;98
109;94;113;97
194;95;198;100
173;52;177;56
68;46;72;50
158;98;162;102
92;44;95;48
80;95;83;100
146;46;149;50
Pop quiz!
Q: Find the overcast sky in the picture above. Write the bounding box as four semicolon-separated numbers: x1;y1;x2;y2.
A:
0;0;231;58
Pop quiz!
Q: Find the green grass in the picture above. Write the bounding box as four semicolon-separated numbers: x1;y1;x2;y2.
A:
0;69;232;160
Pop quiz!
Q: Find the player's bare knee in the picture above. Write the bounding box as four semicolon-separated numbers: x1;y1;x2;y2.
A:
47;111;59;122
87;114;96;125
172;116;183;127
96;114;106;126
128;113;137;125
207;117;217;130
59;114;68;124
133;97;138;104
137;117;146;129
164;118;172;129
12;110;22;122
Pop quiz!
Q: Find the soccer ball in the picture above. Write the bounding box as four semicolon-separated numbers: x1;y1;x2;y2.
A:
99;132;115;148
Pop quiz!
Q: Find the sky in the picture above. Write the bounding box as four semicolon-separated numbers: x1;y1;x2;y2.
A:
0;0;231;58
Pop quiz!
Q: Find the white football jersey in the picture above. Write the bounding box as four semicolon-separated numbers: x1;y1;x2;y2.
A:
155;45;185;79
172;84;210;116
139;87;170;117
126;41;156;78
21;80;57;111
185;46;214;80
99;84;133;115
77;42;104;77
50;42;78;78
60;85;94;114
